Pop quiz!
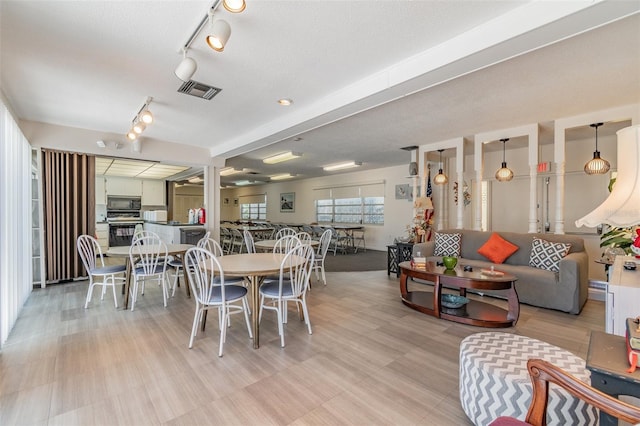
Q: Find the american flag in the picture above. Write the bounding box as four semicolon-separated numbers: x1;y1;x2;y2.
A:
426;164;433;198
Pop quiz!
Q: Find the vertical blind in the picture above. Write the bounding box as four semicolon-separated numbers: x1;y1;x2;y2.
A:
0;98;32;347
42;150;95;283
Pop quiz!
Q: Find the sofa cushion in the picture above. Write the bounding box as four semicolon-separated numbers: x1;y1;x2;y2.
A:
434;232;462;257
477;232;519;264
529;237;571;272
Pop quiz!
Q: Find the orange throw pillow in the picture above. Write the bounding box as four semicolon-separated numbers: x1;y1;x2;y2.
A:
477;232;519;264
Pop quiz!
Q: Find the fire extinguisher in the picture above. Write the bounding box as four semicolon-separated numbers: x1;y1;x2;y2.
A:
198;208;206;224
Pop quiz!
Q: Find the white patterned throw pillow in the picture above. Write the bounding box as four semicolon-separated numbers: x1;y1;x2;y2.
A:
529;237;571;272
433;232;462;257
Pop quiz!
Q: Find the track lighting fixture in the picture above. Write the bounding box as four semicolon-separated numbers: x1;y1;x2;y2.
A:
433;149;448;185
175;48;197;82
584;122;610;175
125;97;153;141
495;138;514;182
175;0;247;80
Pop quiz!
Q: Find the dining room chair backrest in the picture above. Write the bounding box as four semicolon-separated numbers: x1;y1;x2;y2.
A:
197;237;225;257
280;243;315;296
243;229;256;253
274;227;297;240
184;246;226;305
272;235;301;254
129;234;168;275
132;230;160;245
317;229;333;258
77;234;103;273
296;232;312;245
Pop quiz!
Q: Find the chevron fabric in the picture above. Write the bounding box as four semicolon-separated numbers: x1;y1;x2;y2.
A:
459;332;597;426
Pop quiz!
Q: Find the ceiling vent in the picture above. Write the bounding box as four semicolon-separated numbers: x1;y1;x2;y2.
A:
177;80;222;100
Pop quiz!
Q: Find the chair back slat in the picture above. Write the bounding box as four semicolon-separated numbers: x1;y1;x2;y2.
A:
280;243;315;297
184;246;225;305
273;235;301;254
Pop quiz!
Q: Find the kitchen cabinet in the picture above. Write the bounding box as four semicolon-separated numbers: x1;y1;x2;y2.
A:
96;223;109;252
105;177;142;197
142;179;165;206
95;176;106;204
144;222;204;245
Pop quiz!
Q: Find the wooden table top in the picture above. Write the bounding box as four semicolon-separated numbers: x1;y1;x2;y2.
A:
107;243;194;257
399;260;517;283
216;252;304;276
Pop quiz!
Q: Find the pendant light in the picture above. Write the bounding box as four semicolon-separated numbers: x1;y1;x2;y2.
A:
584;122;610;175
495;138;514;182
433;149;448;185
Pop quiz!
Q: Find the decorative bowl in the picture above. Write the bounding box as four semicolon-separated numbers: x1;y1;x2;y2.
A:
442;256;458;270
441;294;470;309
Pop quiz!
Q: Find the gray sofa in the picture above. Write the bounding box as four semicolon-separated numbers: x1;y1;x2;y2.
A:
412;229;589;314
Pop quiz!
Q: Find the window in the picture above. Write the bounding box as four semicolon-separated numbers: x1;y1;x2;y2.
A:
239;193;267;220
314;182;385;224
240;202;266;220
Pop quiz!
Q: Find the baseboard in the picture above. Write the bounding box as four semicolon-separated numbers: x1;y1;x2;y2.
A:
588;287;605;302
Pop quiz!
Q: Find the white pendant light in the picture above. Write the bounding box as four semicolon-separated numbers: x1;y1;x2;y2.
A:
433;149;448;185
223;0;246;13
206;19;231;52
495;138;514;182
584;122;610;175
175;49;197;82
576;125;638;228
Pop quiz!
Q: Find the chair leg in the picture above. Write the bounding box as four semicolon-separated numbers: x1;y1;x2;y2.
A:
84;279;95;309
276;300;285;348
242;297;253;338
188;306;201;348
111;276;119;308
301;297;312;335
321;263;327;285
130;280;138;311
218;307;228;357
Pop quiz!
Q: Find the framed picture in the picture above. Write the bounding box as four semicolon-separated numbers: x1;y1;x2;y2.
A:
280;192;295;212
223;197;230;205
233;198;238;206
395;184;411;200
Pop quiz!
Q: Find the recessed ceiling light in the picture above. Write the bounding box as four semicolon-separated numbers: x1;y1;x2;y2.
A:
277;98;293;106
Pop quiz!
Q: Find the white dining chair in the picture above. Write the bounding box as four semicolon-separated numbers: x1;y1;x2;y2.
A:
77;234;127;309
259;243;315;347
243;229;256;254
313;229;333;285
167;231;211;297
129;234;170;311
184;246;253;357
273;227;297;240
296;231;312;245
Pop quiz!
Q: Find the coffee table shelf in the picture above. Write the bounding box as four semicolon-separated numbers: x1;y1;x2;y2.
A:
399;261;519;328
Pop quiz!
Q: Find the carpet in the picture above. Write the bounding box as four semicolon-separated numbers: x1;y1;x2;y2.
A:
323;249;387;272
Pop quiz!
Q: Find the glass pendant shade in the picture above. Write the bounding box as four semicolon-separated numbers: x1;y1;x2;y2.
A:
495;139;513;182
584;123;610;175
434;149;448;185
495;162;514;182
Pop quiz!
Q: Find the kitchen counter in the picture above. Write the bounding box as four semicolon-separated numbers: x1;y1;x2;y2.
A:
144;221;204;227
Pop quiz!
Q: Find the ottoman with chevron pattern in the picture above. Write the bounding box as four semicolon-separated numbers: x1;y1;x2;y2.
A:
459;332;597;425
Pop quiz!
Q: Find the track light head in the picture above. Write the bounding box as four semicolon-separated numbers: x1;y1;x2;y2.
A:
206;19;231;52
132;121;146;134
223;0;246;13
139;109;153;124
175;49;197;81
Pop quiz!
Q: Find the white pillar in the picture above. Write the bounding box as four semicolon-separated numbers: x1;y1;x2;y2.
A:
474;136;484;231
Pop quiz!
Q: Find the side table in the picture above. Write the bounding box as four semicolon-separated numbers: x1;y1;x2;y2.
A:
586;330;640;425
387;242;414;277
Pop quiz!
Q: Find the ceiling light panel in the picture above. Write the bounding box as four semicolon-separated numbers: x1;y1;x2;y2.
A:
270;173;295;180
263;151;302;164
323;161;362;171
220;167;243;176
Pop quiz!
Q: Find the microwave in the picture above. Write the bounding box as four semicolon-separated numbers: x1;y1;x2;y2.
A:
107;196;141;211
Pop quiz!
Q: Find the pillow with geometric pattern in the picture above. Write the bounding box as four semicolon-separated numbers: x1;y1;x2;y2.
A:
528;237;571;272
433;232;462;257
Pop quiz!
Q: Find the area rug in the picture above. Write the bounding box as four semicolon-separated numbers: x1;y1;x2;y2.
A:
323;249;387;272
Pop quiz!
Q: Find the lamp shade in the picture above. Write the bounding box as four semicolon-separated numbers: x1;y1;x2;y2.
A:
175;56;197;82
495;163;514;182
206;19;231;52
576;124;639;227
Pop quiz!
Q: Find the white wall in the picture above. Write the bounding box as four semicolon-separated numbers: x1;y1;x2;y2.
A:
221;165;415;251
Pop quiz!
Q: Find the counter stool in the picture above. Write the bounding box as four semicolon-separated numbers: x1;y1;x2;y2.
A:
459;332;597;426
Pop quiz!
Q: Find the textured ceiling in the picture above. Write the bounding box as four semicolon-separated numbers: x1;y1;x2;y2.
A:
1;1;639;185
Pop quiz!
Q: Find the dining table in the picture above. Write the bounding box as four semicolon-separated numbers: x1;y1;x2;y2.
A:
214;252;305;349
107;243;194;309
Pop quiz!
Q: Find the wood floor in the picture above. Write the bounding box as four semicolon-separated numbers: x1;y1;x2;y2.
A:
0;269;605;425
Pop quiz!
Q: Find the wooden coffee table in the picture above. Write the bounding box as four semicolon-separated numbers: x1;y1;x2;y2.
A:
399;261;519;327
